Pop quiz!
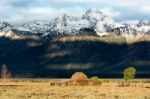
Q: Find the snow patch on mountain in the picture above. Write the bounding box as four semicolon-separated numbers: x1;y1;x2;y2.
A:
51;14;91;34
0;22;13;32
82;9;106;27
95;17;150;43
95;16;114;36
17;20;52;35
95;18;150;36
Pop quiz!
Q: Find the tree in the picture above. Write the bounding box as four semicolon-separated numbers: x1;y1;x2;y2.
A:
123;67;136;85
1;64;11;84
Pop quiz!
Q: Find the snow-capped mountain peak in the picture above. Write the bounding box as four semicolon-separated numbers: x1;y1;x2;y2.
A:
49;13;91;35
82;9;104;21
17;20;53;37
0;21;13;32
82;9;106;27
137;19;150;27
95;16;115;36
53;13;76;27
0;9;150;41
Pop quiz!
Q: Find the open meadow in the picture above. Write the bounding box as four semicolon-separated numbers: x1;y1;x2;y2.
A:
0;79;150;99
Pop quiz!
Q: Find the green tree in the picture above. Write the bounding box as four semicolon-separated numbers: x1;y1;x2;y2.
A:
123;67;136;85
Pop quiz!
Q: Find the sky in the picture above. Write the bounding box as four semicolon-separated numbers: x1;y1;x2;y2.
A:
0;0;150;25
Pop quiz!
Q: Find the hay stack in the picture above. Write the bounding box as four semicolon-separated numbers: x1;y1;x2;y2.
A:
71;72;88;81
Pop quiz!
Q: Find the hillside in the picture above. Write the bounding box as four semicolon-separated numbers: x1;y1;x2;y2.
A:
0;35;149;78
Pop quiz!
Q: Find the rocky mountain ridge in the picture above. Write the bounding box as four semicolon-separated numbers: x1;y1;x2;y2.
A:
0;9;150;43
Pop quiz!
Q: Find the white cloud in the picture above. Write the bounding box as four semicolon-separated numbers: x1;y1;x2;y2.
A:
6;15;24;24
27;7;86;19
100;8;121;18
54;0;102;3
54;0;122;3
140;6;150;14
0;6;86;25
0;0;150;25
0;6;122;25
53;0;149;7
120;20;139;25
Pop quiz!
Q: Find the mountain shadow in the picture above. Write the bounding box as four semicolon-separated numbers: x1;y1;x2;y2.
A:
0;36;150;78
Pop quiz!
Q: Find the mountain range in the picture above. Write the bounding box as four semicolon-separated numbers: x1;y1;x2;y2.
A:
0;9;150;78
1;9;150;40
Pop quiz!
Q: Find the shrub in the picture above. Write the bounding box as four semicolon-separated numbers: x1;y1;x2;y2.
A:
90;76;103;84
90;76;99;82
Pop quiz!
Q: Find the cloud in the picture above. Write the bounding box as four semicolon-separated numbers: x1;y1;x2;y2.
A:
0;0;30;7
0;5;121;25
53;0;149;7
0;5;86;25
140;6;150;14
54;0;123;3
120;20;139;25
0;0;150;25
100;8;121;18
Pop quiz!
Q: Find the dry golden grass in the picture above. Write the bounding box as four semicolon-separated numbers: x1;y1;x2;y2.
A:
0;80;150;99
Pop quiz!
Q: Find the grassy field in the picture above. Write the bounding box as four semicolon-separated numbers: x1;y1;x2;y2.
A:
0;79;150;99
0;86;150;99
